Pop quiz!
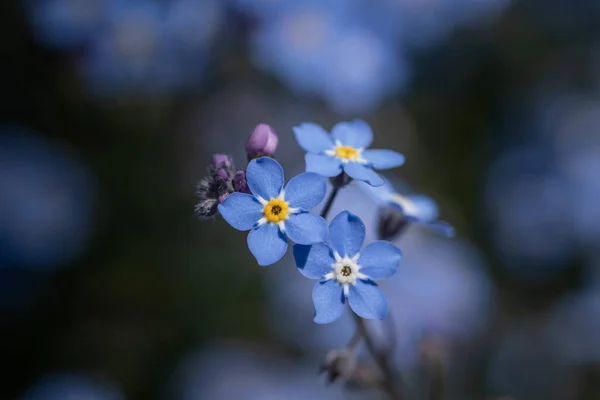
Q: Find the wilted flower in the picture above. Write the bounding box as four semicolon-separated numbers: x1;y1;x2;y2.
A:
218;157;328;266
293;120;405;187
195;154;236;218
294;211;402;323
246;123;279;159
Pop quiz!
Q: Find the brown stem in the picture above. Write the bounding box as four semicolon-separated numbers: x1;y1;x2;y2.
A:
353;314;401;399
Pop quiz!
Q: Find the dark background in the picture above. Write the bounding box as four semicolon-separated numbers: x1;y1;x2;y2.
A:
1;0;600;399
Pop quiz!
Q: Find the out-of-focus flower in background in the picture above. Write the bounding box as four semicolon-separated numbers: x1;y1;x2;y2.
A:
373;0;511;49
20;373;124;400
172;343;350;400
26;0;226;96
485;143;574;281
0;127;95;271
249;1;409;114
26;0;110;50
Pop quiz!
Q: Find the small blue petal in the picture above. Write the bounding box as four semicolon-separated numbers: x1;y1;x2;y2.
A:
284;172;326;210
362;149;405;170
331;120;373;148
358;241;402;280
407;219;456;237
329;211;365;257
247;223;288;266
293;123;334;153
344;162;384;187
399;194;439;221
284;212;328;245
313;279;345;324
294;243;335;279
305;153;342;177
246;157;284;200
348;280;388;320
217;193;263;231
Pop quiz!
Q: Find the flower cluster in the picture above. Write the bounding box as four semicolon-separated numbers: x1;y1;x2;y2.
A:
197;120;452;325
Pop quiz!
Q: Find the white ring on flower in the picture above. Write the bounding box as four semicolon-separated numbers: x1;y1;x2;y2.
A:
324;251;368;296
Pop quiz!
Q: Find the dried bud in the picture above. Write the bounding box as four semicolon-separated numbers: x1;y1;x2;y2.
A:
246;123;278;159
319;349;357;384
377;206;408;240
195;157;236;218
233;170;251;194
211;153;232;169
211;154;235;180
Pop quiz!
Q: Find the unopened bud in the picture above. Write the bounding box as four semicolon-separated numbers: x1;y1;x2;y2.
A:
377;206;408;240
246;124;278;159
233;170;251;194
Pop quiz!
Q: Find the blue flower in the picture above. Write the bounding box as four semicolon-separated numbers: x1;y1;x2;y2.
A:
218;157;328;266
294;211;402;323
293;120;405;186
359;179;454;237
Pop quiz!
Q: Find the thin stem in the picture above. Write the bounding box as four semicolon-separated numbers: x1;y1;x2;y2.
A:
319;182;401;399
320;186;339;218
353;314;401;399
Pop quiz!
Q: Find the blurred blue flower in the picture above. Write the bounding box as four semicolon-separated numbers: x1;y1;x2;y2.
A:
0;127;95;270
249;1;408;113
371;0;511;49
218;157;328;266
485;141;574;281
360;178;454;238
294;120;405;186
26;0;110;49
79;0;225;95
295;210;401;323
172;343;348;400
21;373;124;400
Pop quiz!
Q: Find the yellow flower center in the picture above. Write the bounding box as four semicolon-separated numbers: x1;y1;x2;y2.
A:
335;146;360;161
264;198;289;223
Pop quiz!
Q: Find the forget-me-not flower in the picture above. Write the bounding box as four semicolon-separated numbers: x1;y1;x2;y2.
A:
218;157;328;266
360;179;455;237
294;210;402;323
293;120;405;186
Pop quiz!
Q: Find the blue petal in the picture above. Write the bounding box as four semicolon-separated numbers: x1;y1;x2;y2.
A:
329;211;365;257
343;162;384;187
247;223;288;266
331;120;373;148
305;153;342;177
407;219;456;237
217;193;263;231
362;149;405;170
358;241;402;280
246;157;284;200
348;280;388;320
293;123;334;153
293;243;336;279
313;279;345;324
284;212;328;245
284;172;326;210
397;194;439;221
